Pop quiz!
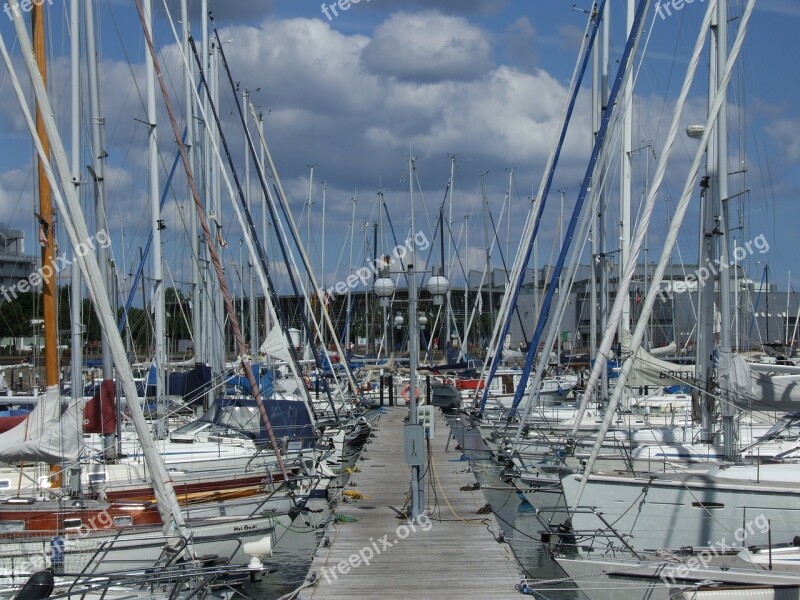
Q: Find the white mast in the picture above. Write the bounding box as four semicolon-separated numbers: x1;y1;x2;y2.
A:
589;19;600;400
182;0;201;367
200;0;213;393
481;174;493;335
305;165;314;351
345;194;356;350
69;0;82;495
598;3;610;401
145;0;166;439
85;0;115;455
532;196;539;323
620;0;634;333
408;156;423;518
447;155;455;343
243;88;257;354
320;179;326;347
464;214;469;358
715;0;736;459
259;111;269;338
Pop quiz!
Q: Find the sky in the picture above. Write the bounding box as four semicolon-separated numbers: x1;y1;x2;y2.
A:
0;0;797;311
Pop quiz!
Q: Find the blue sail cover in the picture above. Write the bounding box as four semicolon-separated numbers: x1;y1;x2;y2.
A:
206;395;316;449
224;366;275;397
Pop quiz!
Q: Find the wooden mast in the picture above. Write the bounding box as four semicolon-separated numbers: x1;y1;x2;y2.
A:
33;2;58;390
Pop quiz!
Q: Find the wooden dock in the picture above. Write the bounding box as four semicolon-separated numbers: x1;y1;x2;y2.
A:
299;407;523;599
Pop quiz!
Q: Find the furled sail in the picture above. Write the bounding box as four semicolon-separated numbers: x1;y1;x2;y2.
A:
719;353;800;410
620;329;694;387
0;385;80;465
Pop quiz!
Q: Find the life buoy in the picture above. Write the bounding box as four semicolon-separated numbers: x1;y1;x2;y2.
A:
401;384;420;404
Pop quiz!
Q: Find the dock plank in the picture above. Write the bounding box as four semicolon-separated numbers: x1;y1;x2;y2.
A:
299;407;523;599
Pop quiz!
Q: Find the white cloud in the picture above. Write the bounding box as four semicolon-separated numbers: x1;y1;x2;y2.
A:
766;118;800;162
360;11;493;82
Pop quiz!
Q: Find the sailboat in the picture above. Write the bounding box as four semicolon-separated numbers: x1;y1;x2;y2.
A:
533;1;800;598
0;0;299;578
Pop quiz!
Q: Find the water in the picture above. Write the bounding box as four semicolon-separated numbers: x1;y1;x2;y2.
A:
248;416;586;599
246;497;332;598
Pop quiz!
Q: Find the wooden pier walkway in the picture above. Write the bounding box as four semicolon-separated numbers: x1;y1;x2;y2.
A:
299;406;523;599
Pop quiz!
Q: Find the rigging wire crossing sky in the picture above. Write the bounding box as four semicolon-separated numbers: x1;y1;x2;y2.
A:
0;0;796;296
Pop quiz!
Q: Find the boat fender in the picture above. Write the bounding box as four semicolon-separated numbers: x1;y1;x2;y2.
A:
401;384;419;404
516;582;536;595
13;570;54;600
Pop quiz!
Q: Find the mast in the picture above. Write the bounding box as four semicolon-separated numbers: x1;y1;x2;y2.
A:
305;165;314;351
144;0;166;439
182;0;201;368
85;0;116;457
599;3;610;401
243;88;257;355
68;0;82;495
715;0;736;459
590;25;599;401
201;0;214;402
204;20;224;395
259;112;270;338
558;188;565;322
481;174;493;337
620;0;634;333
345;195;356;350
32;0;57;393
532;196;539;324
464;214;469;357
765;264;770;343
447;155;455;342
320;179;326;347
697;0;730;444
408;156;423;518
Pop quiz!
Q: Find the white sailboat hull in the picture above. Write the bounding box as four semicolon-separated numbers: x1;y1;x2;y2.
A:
0;513;291;576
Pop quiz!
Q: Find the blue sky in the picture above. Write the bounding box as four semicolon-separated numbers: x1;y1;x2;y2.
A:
0;0;797;308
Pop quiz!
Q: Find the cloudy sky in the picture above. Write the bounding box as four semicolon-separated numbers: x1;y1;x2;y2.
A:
0;0;797;314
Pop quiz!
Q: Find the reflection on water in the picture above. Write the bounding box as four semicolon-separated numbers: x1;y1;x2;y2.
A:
249;417;585;599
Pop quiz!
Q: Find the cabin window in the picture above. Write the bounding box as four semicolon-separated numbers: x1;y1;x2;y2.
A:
64;519;82;529
0;520;25;532
88;472;107;484
4;497;35;505
0;480;9;489
112;516;133;527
